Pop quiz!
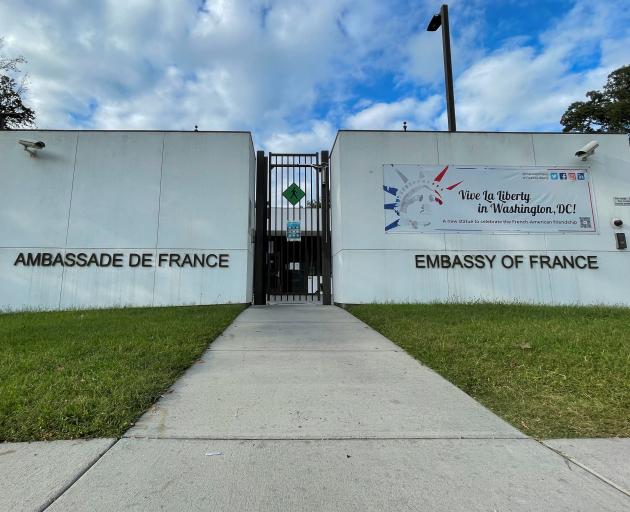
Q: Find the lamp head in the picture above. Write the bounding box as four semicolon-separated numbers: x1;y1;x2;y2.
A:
427;13;442;31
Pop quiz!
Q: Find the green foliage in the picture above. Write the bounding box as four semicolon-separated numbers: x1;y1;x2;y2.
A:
0;37;36;130
349;303;630;439
561;65;630;133
0;304;245;441
0;75;35;129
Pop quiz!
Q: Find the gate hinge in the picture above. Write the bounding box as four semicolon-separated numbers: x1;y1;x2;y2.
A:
311;163;329;184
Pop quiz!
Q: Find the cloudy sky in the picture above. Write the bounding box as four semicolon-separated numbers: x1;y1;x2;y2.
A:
0;0;628;151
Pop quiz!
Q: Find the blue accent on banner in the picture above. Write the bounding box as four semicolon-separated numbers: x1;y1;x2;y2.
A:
385;219;400;232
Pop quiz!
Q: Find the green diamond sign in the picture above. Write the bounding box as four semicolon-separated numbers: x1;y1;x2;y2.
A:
282;183;305;205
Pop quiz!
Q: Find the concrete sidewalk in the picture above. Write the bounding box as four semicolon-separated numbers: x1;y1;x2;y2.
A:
544;438;630;496
125;305;525;440
0;439;114;512
6;305;629;511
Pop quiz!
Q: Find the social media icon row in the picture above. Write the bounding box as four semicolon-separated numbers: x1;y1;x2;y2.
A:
550;172;585;181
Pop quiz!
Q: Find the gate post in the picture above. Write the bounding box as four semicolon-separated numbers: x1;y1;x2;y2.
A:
321;150;332;305
253;151;268;305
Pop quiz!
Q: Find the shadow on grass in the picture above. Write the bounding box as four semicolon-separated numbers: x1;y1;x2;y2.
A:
0;304;246;442
348;303;630;439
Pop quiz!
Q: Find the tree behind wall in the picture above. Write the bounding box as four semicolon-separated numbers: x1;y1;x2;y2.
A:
561;65;630;134
0;38;35;130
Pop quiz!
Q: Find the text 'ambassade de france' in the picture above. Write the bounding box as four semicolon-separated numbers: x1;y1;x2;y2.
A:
14;252;230;268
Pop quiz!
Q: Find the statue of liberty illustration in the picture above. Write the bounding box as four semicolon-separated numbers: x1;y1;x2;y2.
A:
384;165;463;232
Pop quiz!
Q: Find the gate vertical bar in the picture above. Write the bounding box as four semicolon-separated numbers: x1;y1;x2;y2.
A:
267;153;272;302
315;157;321;301
254;151;267;305
309;159;314;301
321;150;332;305
297;156;302;301
281;156;287;302
289;155;300;302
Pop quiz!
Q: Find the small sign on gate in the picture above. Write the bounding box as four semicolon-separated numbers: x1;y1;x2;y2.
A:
283;183;306;205
287;220;301;242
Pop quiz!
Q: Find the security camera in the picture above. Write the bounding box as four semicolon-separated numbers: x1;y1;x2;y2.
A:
18;140;45;150
18;140;46;157
612;218;623;228
575;140;598;160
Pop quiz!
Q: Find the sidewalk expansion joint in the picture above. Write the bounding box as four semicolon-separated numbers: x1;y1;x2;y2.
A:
538;440;630;500
236;321;362;324
40;438;119;512
123;435;530;442
208;349;401;352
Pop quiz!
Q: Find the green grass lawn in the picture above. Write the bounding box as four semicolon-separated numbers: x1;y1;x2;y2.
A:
0;304;245;442
348;304;630;439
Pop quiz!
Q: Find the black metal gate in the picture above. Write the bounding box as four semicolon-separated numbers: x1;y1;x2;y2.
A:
253;151;331;304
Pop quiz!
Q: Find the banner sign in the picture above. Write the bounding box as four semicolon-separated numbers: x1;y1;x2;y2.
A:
384;165;596;234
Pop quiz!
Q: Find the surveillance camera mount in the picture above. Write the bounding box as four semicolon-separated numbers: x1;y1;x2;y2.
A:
575;141;599;161
18;140;46;157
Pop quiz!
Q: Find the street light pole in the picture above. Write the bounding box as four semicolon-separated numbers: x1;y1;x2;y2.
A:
427;4;456;132
440;5;456;132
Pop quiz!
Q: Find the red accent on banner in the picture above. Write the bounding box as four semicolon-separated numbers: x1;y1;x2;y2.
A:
446;180;463;190
433;165;449;183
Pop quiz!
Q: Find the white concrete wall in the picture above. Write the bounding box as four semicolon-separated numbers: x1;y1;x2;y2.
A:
0;131;255;310
330;131;630;305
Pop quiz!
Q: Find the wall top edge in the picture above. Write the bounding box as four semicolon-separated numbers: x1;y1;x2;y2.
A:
1;129;256;152
335;129;627;136
1;129;253;134
330;130;628;158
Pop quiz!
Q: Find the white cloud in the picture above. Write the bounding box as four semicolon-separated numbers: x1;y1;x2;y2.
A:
263;120;336;153
403;1;484;88
0;0;627;153
454;0;630;131
345;96;443;131
0;0;415;145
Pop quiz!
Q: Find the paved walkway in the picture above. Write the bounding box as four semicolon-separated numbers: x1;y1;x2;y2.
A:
3;305;630;511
